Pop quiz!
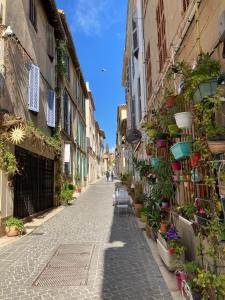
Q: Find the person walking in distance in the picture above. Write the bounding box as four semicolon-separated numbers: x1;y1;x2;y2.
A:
110;170;114;182
106;171;109;182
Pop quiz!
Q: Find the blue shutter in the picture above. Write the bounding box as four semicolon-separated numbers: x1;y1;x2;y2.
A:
47;90;55;127
28;64;40;112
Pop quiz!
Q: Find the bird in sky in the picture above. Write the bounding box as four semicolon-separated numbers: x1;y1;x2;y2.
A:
101;68;107;72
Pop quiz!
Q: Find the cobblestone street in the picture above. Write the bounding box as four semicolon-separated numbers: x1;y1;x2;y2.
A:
0;179;172;300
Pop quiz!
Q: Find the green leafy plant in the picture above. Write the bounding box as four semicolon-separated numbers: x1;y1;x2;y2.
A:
4;217;24;234
60;183;74;205
181;203;197;221
0;141;18;176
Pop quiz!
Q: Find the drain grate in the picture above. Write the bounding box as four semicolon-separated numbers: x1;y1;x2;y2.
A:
33;243;94;287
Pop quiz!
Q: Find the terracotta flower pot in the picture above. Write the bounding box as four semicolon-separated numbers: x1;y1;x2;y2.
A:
190;152;201;167
165;95;176;109
5;226;19;237
145;148;152;156
173;175;179;182
76;187;81;193
171;161;181;171
134;203;144;218
160;222;167;233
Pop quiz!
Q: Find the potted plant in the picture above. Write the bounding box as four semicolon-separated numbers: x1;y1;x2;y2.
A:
133;182;144;217
60;183;74;205
182;262;202;299
157;224;185;271
147;210;161;241
139;207;148;223
75;174;81;193
170;160;181;172
179;202;196;225
170;141;192;160
4;217;25;237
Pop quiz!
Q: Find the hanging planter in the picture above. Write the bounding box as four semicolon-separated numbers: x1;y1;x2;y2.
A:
174;112;192;129
165;95;176;109
190;152;201;167
192;77;218;103
171;161;181;171
170;142;191;160
172;175;179;182
150;157;160;167
168;124;180;135
147;128;157;139
156;139;167;148
207;136;225;154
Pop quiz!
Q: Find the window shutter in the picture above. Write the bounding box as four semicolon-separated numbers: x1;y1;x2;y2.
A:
47;23;55;59
28;63;40;112
47;89;55;127
132;11;139;58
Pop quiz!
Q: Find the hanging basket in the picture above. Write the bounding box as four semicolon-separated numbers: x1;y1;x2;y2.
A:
190;152;201;167
171;161;181;171
150;157;160;167
165;95;176;109
174;112;192;129
170;142;191;160
156;139;167;148
192;78;218;103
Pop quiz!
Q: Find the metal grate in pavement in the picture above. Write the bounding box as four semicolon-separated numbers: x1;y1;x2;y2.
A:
33;243;94;287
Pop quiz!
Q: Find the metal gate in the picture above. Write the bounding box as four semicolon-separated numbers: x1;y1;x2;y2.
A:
14;147;54;218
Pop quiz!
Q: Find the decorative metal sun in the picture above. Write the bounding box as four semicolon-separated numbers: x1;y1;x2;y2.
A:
9;125;26;144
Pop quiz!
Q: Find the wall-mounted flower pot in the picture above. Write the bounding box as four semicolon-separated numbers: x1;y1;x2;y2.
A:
171;161;181;171
145;148;152;156
150;157;160;168
218;185;225;195
148;129;157;138
165;95;176;109
184;181;191;189
161;200;169;209
173;175;179;182
168;124;180;135
179;175;185;182
156;132;168;140
190;152;201;167
207;138;225;154
192;77;218;103
170;142;191;160
174;112;192;129
156;139;167;148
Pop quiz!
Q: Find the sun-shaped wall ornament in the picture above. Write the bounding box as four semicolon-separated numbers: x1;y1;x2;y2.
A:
9;125;26;144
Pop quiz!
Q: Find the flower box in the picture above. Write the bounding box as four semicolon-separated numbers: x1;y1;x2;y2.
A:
170;142;191;160
171;161;181;171
157;237;185;271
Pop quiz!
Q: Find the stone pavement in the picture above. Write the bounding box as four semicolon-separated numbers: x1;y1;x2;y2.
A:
0;179;172;300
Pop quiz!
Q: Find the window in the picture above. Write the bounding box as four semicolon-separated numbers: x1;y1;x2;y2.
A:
64;143;72;176
47;90;55;127
28;63;40;112
47;23;55;60
183;0;190;12
132;10;139;58
81;93;85;114
146;42;153;100
138;77;142;122
156;0;167;71
29;0;37;30
131;96;136;128
63;90;72;135
76;77;80;101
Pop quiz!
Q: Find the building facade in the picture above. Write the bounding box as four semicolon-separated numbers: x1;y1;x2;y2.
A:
59;10;88;189
115;104;128;175
0;0;64;225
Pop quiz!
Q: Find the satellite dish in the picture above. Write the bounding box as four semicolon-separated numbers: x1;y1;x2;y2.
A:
126;129;142;144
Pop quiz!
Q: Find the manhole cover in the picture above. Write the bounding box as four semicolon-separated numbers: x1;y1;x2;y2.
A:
33;243;94;287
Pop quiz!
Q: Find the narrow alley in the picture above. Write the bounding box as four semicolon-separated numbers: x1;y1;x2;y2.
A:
0;179;171;300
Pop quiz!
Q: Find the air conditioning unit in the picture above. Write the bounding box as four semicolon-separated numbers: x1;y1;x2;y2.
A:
218;11;225;41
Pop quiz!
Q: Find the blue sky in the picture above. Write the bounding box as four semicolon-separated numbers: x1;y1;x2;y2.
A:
56;0;128;149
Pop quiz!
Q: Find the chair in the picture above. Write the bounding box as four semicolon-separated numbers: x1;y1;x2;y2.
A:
115;192;131;216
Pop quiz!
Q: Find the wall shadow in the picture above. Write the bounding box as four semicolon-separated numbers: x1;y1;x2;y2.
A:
101;208;172;300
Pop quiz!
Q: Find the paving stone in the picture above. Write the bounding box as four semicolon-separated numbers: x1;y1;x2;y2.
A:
0;179;172;299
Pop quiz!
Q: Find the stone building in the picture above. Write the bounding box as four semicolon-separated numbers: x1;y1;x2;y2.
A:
115;104;128;175
0;0;64;224
58;10;88;189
